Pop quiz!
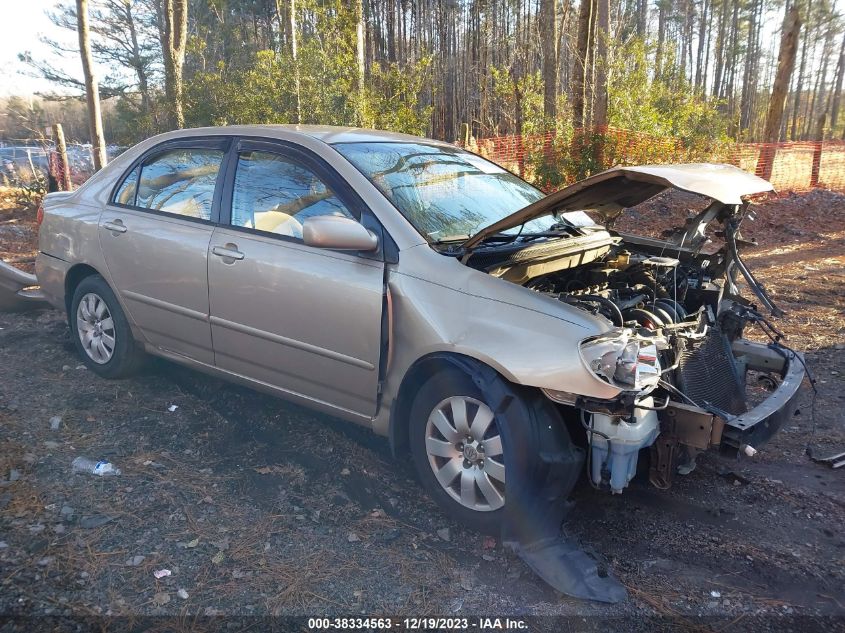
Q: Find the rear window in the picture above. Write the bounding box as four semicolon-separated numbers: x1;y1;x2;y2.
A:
136;149;224;220
112;147;224;221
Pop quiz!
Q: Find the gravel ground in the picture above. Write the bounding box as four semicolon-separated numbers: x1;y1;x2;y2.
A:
0;190;844;631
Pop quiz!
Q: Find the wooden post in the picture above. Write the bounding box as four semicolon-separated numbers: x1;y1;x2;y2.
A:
810;140;823;188
53;124;72;192
809;110;827;187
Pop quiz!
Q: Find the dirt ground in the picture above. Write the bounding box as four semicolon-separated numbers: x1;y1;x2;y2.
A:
1;188;844;631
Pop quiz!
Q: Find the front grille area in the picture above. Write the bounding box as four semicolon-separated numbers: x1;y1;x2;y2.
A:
676;328;747;415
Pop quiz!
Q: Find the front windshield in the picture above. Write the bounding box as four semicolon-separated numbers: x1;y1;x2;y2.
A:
333;141;556;241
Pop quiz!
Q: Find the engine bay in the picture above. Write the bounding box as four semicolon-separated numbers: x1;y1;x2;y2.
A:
463;209;800;496
524;242;714;330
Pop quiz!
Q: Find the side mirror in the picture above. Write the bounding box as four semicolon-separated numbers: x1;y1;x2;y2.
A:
302;215;379;252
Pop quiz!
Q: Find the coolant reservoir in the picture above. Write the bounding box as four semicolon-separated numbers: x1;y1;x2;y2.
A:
588;398;659;494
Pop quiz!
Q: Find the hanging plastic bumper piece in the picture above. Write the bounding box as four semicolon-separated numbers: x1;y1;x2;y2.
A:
0;260;48;312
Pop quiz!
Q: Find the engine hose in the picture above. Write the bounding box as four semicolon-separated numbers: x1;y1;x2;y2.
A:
655;298;687;321
566;294;624;326
623;307;665;329
653;300;679;323
581;409;612;490
650;304;676;324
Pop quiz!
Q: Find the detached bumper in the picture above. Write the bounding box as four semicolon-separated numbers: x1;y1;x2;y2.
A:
721;339;805;450
0;260;48;312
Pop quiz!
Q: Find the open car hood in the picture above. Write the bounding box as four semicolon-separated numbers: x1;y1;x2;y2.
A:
462;163;774;250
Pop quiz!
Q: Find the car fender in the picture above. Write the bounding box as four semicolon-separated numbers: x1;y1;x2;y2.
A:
373;246;623;438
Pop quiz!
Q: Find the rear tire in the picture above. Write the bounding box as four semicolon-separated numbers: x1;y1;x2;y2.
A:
409;365;546;535
70;274;145;378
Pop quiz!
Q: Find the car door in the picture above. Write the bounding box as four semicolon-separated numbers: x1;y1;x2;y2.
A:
99;138;229;365
207;139;386;417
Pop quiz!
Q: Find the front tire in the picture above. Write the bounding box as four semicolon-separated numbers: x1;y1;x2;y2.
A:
409;366;544;535
70;275;145;378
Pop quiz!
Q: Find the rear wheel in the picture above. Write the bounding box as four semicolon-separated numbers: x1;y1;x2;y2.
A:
70;275;145;378
409;365;544;534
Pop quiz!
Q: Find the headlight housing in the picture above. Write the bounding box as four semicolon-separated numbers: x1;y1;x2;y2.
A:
579;329;662;393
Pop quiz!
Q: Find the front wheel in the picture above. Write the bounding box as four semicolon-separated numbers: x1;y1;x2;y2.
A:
409;366;545;535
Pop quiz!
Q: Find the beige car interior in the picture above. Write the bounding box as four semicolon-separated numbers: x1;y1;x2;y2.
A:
252;210;303;237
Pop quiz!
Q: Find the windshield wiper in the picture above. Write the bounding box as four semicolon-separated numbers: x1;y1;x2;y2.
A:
430;234;471;245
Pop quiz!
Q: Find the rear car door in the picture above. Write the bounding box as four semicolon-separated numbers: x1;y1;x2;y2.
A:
207;139;386;417
99;138;229;365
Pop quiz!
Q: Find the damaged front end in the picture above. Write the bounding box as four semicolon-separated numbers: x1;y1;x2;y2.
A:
461;164;806;496
651;332;804;489
559;208;804;494
569;200;806;494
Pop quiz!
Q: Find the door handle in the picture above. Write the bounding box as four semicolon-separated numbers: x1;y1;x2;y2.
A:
211;244;245;261
103;220;127;234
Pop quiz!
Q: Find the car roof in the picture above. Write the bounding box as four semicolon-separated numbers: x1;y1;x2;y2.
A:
149;124;456;148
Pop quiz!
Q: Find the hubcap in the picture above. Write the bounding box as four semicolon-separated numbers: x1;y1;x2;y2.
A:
425;396;505;512
76;293;115;365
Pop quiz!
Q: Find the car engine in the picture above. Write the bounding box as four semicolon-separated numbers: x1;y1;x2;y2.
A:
464;221;784;494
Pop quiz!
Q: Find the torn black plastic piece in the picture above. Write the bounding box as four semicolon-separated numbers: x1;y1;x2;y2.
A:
444;355;628;604
508;537;627;604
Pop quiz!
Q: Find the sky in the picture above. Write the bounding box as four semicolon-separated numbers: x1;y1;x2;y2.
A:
0;0;82;97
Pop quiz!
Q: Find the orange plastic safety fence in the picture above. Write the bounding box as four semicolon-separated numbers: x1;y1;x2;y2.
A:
460;127;845;194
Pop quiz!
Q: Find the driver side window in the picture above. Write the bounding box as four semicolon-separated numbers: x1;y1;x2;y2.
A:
230;151;355;240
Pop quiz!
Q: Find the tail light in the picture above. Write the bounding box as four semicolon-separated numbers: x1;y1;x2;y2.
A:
36;203;44;227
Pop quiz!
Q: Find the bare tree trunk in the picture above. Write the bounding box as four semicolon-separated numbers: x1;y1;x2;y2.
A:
713;0;727;97
679;0;690;81
289;0;301;123
541;0;559;121
725;0;740;119
758;5;801;179
636;0;647;36
695;0;709;91
355;0;366;126
593;0;609;126
739;0;760;132
791;0;811;140
808;27;833;138
573;0;595;128
76;0;107;170
830;32;845;134
655;0;667;79
122;0;151;116
161;0;188;129
802;35;824;138
387;0;397;62
703;0;714;96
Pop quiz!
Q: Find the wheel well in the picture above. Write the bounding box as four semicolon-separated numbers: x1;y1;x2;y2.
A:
64;264;100;315
389;352;495;457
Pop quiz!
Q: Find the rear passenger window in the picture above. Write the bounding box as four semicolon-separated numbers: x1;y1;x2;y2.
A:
230;151;355;240
135;149;224;220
